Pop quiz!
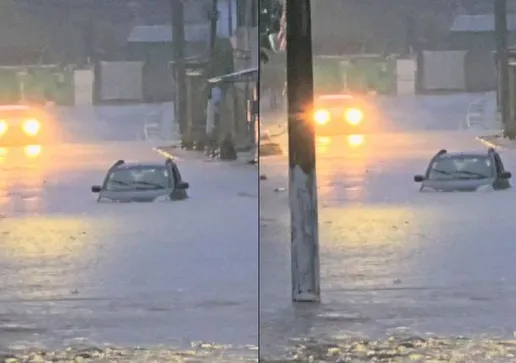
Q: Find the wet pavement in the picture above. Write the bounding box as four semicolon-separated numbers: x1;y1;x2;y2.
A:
0;109;258;361
259;99;516;360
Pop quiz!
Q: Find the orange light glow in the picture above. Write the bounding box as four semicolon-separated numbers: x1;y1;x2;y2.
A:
345;108;364;125
314;109;330;125
0;120;7;136
347;134;365;147
23;119;40;136
24;144;41;158
317;136;331;145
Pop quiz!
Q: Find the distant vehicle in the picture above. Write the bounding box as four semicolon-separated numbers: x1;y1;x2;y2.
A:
0;104;51;145
312;94;366;135
414;148;512;192
91;159;190;202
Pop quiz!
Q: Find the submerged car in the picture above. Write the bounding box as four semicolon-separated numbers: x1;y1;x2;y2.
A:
313;94;366;135
91;159;189;202
414;148;512;192
0;104;50;145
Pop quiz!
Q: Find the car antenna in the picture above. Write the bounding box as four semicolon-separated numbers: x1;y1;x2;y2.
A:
437;149;447;155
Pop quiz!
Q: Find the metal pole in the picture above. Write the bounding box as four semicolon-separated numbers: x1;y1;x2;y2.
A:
209;0;218;55
227;0;233;37
285;0;320;303
495;0;511;137
171;0;188;143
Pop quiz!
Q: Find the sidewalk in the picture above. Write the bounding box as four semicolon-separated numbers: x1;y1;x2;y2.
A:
156;144;258;166
259;108;286;157
477;133;516;150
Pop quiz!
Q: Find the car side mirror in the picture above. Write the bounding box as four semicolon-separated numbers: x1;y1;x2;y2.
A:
175;181;189;190
501;171;512;179
91;185;102;193
414;175;424;182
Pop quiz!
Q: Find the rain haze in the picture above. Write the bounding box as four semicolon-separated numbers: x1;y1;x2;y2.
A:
260;0;516;361
0;0;258;362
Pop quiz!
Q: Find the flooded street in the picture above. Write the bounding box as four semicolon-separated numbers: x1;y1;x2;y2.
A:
0;111;258;361
259;95;516;361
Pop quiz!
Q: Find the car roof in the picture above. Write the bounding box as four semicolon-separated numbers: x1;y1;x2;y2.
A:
0;104;33;111
317;94;355;100
113;162;166;170
435;151;492;159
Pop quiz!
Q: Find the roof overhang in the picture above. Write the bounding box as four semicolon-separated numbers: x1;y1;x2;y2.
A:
208;68;258;84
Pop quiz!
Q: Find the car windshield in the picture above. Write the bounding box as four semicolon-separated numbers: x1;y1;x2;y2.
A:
427;156;493;180
0;108;38;119
316;97;354;109
105;166;170;191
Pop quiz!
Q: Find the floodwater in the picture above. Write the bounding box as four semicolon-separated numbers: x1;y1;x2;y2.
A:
260;94;516;361
0;107;258;362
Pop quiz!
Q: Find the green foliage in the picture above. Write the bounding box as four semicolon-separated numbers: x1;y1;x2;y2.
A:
0;66;74;105
260;0;283;53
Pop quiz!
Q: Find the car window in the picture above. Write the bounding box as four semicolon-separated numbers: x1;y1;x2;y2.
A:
428;156;493;180
105;167;170;191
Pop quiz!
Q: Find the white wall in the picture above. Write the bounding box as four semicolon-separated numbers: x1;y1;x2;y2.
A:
73;69;94;105
396;58;417;95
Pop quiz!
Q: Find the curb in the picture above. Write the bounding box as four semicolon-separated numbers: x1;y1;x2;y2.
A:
155;146;257;166
475;134;516;150
154;146;184;161
476;136;500;149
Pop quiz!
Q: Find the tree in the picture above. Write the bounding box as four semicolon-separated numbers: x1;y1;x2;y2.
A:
260;0;283;63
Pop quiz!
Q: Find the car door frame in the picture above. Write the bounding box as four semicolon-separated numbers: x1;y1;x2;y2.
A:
165;159;183;186
492;151;510;189
165;159;188;200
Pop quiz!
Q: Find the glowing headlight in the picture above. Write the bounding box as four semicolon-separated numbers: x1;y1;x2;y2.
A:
0;120;7;135
314;109;330;125
345;108;364;125
23;119;40;136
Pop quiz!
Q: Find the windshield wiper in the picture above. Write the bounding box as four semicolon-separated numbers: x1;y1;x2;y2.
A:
432;169;453;175
454;170;489;178
110;180;131;185
133;181;166;189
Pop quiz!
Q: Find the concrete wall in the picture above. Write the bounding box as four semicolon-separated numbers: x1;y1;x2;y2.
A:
421;50;467;91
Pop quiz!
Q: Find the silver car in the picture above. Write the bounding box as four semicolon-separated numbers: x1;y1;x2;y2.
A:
91;159;189;202
414;148;512;192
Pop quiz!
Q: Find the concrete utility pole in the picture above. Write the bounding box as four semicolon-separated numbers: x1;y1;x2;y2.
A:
495;0;513;138
171;0;188;144
285;0;320;303
209;0;218;56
